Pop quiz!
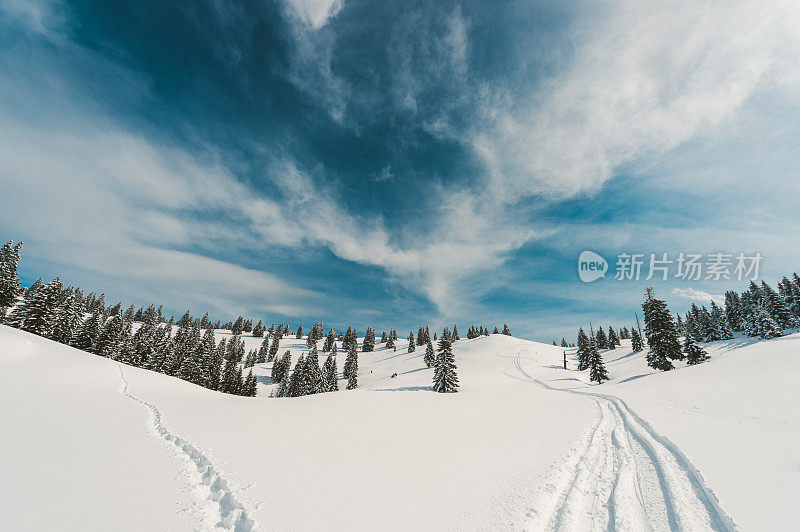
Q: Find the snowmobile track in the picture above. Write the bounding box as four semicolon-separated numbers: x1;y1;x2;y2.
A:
512;349;737;531
116;364;257;531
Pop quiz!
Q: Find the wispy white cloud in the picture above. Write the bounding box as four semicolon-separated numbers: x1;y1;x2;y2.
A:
283;0;343;30
466;0;800;201
671;288;724;306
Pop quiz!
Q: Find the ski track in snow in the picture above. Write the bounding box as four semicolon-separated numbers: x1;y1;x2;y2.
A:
512;348;737;532
116;364;257;531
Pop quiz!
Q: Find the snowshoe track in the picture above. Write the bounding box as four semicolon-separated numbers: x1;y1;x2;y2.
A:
513;349;737;531
116;364;257;531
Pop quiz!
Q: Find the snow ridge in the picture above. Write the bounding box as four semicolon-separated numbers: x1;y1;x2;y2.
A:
116;364;257;531
513;349;738;531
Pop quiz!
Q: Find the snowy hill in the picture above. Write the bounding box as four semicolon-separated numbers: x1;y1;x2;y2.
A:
1;324;799;530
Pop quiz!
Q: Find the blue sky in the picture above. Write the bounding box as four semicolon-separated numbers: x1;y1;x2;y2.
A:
1;0;799;342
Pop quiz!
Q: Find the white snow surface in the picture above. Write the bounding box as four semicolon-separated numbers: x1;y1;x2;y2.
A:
1;324;799;531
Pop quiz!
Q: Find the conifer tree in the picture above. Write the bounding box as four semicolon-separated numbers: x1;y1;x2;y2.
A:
71;311;103;352
630;328;643;352
344;342;358;389
95;313;124;358
595;326;608;349
304;345;323;394
754;306;783;339
761;281;799;329
408;332;415;352
288;355;307;397
272;351;291;384
724;291;744;331
607;326;620;348
232;316;244;335
493;326;499;334
268;335;280;362
452;324;460;341
362;328;376;352
296;323;303;339
684;331;710;365
576;327;590;370
502;324;511;336
162;341;183;377
433;329;458;393
16;276;62;337
424;339;435;368
253;320;265;337
323;329;336;352
322;354;338;392
561;338;568;348
52;290;82;344
243;370;257;397
380;331;387;343
0;239;22;311
207;338;225;390
586;334;608;384
642;288;682;371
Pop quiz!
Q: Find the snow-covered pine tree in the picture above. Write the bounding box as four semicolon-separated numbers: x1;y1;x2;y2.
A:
16;276;62;337
243;370;257;397
345;342;358;390
778;276;800;319
178;338;204;385
233;367;244;395
323;329;335;352
607;327;619;348
253;320;265;337
408;332;415;352
380;331;387;343
452;324;460;341
724;291;744;331
761;281;799;329
595;326;608;349
256;336;269;364
493;326;499;334
386;333;395;349
586;333;608;384
684;331;710;365
288;355;307;397
362;327;375;352
268;335;280;362
71;310;103;352
304;345;323;394
296;323;303;339
754;306;783;339
502;324;511;336
561;338;568;348
272;350;291;384
0;240;22;311
709;301;734;340
432;329;458;393
642;288;682;370
424;339;435;368
232;316;244;335
207;337;224;390
630;328;643;352
51;289;82;344
95;313;125;358
322;354;338;392
576;327;590;370
161;340;184;377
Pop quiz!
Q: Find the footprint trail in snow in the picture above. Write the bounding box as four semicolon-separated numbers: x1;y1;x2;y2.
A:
116;364;257;531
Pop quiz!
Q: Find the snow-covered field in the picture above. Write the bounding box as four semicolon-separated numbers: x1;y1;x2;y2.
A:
1;324;798;530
